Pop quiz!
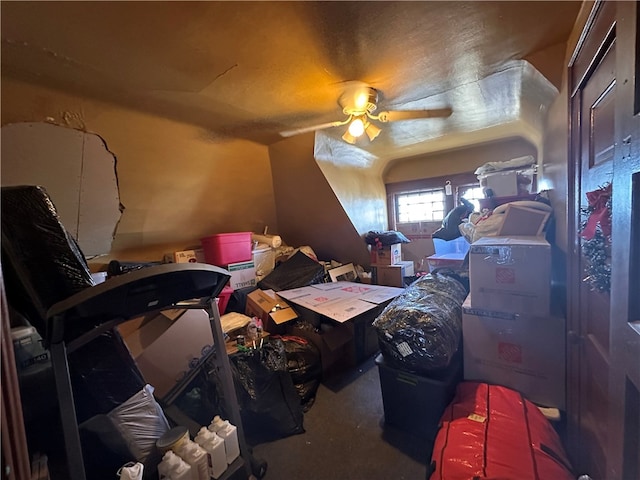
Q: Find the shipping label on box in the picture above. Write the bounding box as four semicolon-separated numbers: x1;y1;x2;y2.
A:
469;236;550;316
246;289;298;333
370;243;402;265
461;295;565;409
227;260;256;289
173;249;205;263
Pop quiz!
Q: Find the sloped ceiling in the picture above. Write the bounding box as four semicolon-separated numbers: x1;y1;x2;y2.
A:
1;1;581;169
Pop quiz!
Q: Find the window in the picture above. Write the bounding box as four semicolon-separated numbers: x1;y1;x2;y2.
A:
386;171;480;232
395;188;446;223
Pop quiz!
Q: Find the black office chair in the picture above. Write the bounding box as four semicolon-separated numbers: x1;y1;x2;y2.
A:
1;185;239;480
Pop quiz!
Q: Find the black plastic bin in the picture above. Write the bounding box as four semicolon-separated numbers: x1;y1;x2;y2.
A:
375;352;462;439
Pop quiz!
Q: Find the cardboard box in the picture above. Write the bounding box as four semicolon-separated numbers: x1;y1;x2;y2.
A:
462;295;565;409
469;236;550;316
163;248;205;264
11;326;50;374
226;260;256;290
246;288;298;334
119;309;214;399
370;243;402;265
174;249;205;263
497;205;550;236
426;253;466;272
276;282;403;323
288;319;355;379
371;260;414;287
479;171;519;197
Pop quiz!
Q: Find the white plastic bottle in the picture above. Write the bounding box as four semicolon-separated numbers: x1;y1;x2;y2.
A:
175;440;210;480
158;450;194;480
208;415;240;464
195;426;228;479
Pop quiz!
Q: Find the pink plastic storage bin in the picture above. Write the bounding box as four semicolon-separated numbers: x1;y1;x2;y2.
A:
201;232;252;266
217;285;234;315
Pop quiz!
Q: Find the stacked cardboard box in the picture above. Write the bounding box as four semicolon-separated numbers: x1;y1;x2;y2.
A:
463;236;565;409
370;243;413;287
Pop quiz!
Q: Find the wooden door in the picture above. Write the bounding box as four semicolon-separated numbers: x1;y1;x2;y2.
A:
568;2;640;478
568;5;615;476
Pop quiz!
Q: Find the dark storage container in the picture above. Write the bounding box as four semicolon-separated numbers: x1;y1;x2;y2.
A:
375;352;462;439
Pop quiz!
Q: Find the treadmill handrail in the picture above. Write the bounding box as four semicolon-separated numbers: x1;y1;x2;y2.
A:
45;263;230;345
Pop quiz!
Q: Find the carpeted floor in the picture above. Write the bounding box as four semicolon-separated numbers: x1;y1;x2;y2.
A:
251;355;432;480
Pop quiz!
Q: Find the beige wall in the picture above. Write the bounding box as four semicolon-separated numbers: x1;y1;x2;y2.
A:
1;77;278;264
384;136;538;184
269;134;376;266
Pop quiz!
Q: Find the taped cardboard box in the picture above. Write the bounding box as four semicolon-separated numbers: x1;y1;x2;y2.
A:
245;288;298;334
370;243;402;265
462;295;565;409
469;236;550;316
371;260;414;287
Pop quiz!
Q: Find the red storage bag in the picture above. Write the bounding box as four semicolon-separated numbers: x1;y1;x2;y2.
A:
429;382;574;480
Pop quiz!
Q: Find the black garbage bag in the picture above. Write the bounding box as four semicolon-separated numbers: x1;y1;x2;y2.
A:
278;335;321;411
230;338;305;441
257;251;325;291
373;272;468;375
432;198;474;241
364;230;411;246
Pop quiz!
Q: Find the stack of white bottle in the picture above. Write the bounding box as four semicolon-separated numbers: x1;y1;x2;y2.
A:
208;415;240;465
195;426;228;479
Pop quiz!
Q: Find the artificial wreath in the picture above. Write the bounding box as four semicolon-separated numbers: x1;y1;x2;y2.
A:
580;182;612;293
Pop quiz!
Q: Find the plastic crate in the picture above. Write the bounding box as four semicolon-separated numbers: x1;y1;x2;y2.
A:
201;232;252;266
375;353;462;439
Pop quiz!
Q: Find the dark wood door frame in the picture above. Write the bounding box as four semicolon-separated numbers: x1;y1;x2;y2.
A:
567;1;640;478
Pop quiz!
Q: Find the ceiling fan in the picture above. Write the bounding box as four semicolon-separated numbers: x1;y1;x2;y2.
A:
280;82;453;144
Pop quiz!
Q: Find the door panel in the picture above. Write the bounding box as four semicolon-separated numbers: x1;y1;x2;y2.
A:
569;3;616;478
569;2;640;478
579;40;615;480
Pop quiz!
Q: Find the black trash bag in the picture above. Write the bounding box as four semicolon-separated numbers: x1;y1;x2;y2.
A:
373;272;468;375
364;230;411;246
278;335;321;410
258;251;325;292
69;330;146;424
230;338;305;441
432;198;474;241
1;185;95;335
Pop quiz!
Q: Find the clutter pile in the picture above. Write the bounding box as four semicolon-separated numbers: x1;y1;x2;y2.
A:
373;155;574;478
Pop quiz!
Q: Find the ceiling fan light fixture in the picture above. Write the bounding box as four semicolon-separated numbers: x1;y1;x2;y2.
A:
347;117;366;137
364;121;381;141
341;130;358;144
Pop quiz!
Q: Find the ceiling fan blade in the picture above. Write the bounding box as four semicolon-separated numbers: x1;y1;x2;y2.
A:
375;107;453;123
280;118;350;137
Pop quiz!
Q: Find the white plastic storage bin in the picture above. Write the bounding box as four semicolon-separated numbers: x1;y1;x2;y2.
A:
432;237;470;256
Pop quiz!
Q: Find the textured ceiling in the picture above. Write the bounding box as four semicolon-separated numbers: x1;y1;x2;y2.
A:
1;1;582;168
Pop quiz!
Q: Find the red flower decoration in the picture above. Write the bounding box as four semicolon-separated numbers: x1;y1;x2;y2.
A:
581;183;612;240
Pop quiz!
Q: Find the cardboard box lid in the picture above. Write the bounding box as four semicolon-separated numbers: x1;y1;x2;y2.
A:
246;289;298;325
497;204;550;236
